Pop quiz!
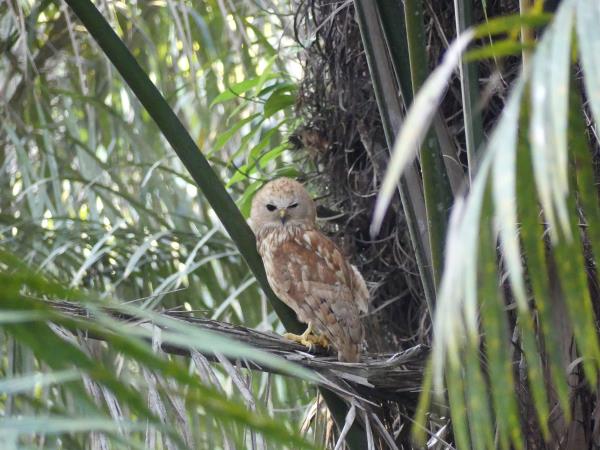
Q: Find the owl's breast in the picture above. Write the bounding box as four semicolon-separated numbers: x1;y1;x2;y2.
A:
256;226;307;296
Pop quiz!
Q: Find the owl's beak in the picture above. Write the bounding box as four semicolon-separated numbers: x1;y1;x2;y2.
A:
279;209;288;224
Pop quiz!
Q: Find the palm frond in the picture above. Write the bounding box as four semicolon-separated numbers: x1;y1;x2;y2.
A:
374;0;600;445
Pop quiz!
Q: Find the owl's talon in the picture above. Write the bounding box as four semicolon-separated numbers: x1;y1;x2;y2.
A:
283;324;330;351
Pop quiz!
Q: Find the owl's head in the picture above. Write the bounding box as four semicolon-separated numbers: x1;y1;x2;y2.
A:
249;177;316;233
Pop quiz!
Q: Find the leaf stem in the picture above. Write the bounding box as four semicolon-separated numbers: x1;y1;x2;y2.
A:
403;0;453;287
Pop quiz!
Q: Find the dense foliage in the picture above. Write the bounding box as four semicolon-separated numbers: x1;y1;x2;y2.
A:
1;1;317;448
3;0;600;449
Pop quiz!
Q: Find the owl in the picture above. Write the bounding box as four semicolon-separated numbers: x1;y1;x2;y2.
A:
249;177;369;362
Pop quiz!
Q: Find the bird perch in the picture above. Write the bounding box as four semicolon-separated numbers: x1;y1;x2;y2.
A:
45;299;427;399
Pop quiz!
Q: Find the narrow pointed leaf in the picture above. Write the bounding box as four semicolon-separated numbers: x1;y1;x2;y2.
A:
371;30;474;236
576;0;600;131
529;0;576;242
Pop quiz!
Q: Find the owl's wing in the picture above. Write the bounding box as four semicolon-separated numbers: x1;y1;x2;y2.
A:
350;264;369;314
269;229;363;357
295;230;369;314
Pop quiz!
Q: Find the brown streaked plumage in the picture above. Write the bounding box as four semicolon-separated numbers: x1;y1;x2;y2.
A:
249;177;368;362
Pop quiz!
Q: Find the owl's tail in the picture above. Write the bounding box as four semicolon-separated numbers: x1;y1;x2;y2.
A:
337;344;361;363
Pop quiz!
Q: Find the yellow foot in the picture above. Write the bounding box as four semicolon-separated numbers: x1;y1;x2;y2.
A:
283;323;330;351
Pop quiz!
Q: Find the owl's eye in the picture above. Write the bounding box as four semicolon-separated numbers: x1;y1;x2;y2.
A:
266;204;277;211
288;203;299;209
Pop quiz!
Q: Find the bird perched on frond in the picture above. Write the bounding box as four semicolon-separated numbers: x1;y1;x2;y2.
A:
249;177;368;362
